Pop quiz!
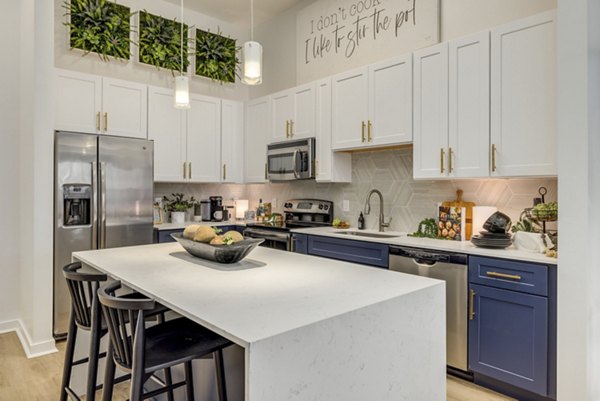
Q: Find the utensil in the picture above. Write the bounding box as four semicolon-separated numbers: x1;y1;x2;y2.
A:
171;233;263;264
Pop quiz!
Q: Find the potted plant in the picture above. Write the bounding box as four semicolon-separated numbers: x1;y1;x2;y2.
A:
162;193;197;224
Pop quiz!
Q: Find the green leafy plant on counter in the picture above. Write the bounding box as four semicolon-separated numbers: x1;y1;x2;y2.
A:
162;193;197;212
63;0;133;61
195;29;240;83
409;218;438;238
138;11;190;74
511;211;541;233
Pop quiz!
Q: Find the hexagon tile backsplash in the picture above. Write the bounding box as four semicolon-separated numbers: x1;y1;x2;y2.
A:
155;148;557;233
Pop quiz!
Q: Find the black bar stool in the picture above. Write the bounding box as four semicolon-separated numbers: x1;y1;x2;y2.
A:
60;262;171;401
98;280;232;401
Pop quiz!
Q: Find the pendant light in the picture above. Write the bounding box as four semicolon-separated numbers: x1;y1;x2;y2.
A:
242;0;262;85
174;0;190;109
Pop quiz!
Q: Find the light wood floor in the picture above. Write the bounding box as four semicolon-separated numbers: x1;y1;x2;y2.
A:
0;332;515;401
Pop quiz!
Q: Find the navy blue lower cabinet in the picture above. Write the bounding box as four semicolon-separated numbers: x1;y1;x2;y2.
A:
155;229;183;243
307;235;389;268
469;283;549;396
291;234;308;254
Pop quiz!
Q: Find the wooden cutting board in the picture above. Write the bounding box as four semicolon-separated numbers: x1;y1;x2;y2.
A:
442;190;476;240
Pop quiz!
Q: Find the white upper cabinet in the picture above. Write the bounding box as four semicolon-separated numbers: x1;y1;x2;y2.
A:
290;83;316;140
271;90;293;142
448;31;490;178
187;94;221;183
245;96;270;183
55;69;102;134
148;86;186;183
221;100;244;183
332;67;369;150
55;69;148;138
332;57;413;151
101;78;148;139
368;54;413;146
270;83;316;142
490;11;556;177
315;79;352;183
413;43;449;179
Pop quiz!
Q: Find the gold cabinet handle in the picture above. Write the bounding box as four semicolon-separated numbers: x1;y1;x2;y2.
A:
491;144;497;172
290;120;294;137
361;121;366;143
486;271;522;281
183;162;187;179
104;112;108;132
449;147;454;173
440;148;445;174
285;120;289;138
96;112;101;131
368;120;372;142
469;289;476;320
188;162;192;179
223;164;227;181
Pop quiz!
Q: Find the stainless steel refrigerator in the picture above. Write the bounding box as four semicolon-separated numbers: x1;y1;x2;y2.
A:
53;131;154;338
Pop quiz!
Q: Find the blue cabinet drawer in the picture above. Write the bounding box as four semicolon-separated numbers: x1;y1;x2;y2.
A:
308;235;389;268
469;283;549;396
156;229;182;243
291;234;308;254
469;256;548;296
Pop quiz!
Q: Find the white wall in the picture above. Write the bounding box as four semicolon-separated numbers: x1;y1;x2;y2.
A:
557;0;600;399
54;0;250;101
17;0;56;356
251;0;556;97
0;0;22;326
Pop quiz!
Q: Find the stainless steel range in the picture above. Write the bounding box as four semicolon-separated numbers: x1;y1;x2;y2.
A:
243;199;334;251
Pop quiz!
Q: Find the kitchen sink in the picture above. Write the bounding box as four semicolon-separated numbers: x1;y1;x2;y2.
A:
338;231;400;239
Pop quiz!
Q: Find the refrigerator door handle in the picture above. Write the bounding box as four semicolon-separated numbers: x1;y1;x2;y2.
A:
100;162;107;249
91;162;98;249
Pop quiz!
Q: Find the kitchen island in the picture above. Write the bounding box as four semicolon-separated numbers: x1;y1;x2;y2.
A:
73;243;445;401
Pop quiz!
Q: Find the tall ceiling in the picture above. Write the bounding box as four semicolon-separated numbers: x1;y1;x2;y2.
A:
164;0;310;26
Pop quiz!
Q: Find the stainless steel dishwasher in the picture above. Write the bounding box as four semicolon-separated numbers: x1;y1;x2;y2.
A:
389;246;469;373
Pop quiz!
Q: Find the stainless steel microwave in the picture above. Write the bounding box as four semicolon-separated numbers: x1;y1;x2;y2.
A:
267;137;315;181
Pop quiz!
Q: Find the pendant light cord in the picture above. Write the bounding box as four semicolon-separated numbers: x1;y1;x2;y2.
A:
180;0;184;76
250;0;254;41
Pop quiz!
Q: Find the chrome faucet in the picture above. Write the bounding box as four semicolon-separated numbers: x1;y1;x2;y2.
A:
364;189;392;232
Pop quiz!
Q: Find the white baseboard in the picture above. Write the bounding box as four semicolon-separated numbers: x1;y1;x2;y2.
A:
0;319;57;358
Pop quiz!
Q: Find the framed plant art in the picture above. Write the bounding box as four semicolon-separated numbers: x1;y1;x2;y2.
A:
195;29;240;84
64;0;133;61
138;11;190;74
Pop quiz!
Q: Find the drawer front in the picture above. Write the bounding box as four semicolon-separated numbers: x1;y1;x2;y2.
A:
469;256;548;296
308;236;389;268
291;234;308;254
157;229;182;243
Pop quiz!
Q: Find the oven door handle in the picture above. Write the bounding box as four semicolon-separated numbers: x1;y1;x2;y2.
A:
244;230;290;243
292;148;301;179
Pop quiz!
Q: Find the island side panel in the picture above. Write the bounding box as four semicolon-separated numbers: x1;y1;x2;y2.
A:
245;283;446;401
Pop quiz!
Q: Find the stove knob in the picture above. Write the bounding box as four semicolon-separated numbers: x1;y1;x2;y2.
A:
324;205;329;210
319;204;324;210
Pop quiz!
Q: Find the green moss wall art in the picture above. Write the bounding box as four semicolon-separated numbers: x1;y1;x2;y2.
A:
138;11;190;75
195;29;240;84
64;0;133;61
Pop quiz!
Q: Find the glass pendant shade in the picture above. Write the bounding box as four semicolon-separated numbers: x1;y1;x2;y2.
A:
242;41;263;85
174;75;190;109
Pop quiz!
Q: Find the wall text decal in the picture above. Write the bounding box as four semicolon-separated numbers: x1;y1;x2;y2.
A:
296;0;439;82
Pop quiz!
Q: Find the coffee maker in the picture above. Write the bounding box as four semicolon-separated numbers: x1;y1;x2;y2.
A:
209;196;223;221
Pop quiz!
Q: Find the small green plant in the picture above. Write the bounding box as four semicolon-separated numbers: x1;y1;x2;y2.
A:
63;0;133;61
195;29;240;84
162;193;197;212
138;11;190;74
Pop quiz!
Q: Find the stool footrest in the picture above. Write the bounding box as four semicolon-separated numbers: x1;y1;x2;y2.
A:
142;380;187;399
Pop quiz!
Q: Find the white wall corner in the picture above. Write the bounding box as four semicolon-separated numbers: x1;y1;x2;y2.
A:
0;319;57;359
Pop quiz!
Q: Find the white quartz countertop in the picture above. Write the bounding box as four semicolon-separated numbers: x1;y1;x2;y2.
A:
154;220;249;231
291;227;558;265
73;243;441;347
